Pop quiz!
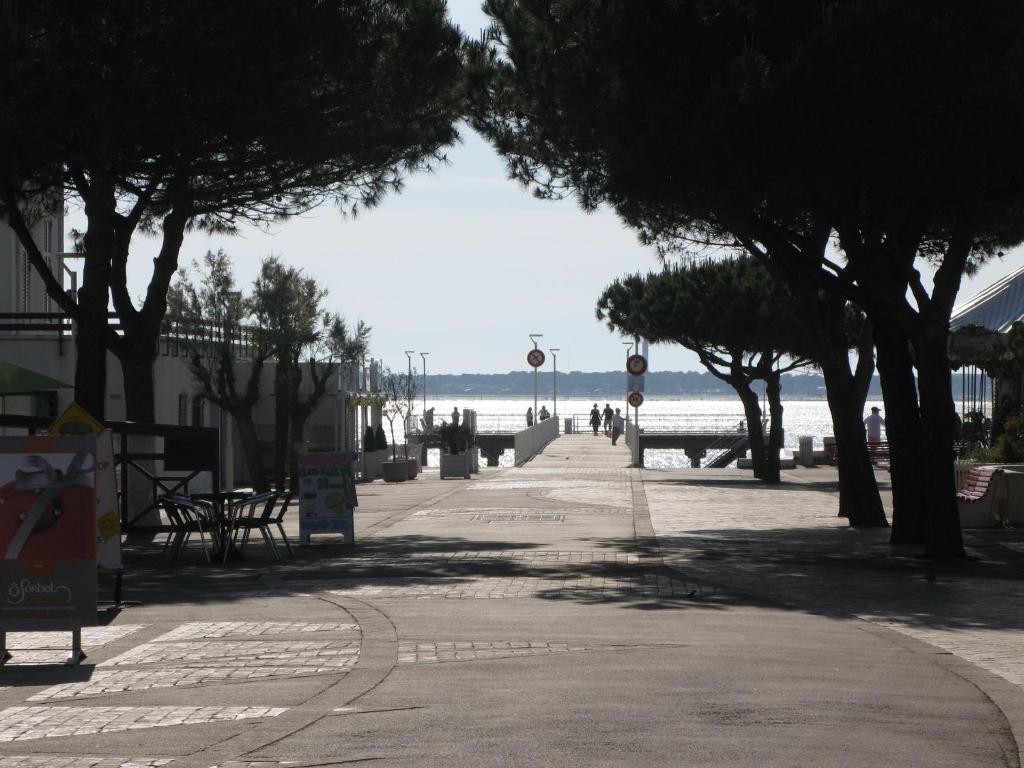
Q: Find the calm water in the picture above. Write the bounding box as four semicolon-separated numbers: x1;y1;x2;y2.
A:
406;396;842;469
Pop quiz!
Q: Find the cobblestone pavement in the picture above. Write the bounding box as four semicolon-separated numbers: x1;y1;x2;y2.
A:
327;571;701;600
0;707;286;742
0;758;172;767
3;627;148;666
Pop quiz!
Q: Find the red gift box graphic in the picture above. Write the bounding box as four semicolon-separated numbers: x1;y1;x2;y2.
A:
0;452;95;562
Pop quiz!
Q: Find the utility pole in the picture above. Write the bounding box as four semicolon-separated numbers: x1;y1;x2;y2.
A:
404;349;415;437
419;352;429;416
550;348;559;419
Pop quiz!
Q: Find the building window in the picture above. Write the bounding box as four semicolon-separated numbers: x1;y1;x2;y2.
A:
19;249;30;313
191;395;204;427
178;393;188;426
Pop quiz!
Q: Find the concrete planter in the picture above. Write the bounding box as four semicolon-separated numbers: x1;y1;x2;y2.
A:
440;452;471;479
381;460;408;483
406;456;420;479
362;449;385;480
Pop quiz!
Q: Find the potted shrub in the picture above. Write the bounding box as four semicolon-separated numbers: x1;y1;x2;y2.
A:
437;420;473;479
379;368;415;483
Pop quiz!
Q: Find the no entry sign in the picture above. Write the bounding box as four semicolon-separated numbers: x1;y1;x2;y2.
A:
626;354;648;376
527;349;546;368
627;391;645;408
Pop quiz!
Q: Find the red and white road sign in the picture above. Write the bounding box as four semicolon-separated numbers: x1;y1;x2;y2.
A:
626;354;648;376
527;349;546;368
627;391;645;408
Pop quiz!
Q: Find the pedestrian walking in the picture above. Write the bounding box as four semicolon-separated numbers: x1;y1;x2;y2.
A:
589;404;601;435
526;407;534;427
611;408;624;445
864;406;885;443
602;403;613;435
451;407;460;427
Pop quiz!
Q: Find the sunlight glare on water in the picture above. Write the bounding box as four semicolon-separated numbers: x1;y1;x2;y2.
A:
403;397;840;470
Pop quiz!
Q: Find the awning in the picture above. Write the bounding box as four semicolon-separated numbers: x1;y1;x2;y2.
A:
0;361;73;396
951;264;1024;333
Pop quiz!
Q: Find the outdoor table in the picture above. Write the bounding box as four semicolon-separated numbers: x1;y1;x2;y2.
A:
191;491;251;562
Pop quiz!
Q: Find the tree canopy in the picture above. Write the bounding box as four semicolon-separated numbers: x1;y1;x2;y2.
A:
471;0;1024;554
597;258;813;481
169;251;369;491
0;0;464;421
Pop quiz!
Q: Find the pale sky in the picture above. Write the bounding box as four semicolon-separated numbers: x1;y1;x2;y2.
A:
66;0;1024;376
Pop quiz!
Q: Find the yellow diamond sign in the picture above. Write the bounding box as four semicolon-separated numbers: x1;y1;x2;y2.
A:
48;402;105;437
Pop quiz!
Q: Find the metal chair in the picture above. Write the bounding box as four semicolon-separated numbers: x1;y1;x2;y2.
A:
230;491;280;559
159;494;219;563
267;491;294;557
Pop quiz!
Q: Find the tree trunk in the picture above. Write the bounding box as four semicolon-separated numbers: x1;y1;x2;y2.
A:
119;343;157;424
273;362;291;490
735;382;767;479
913;320;966;559
820;350;887;525
74;181;118;421
762;372;783;484
288;409;312;493
234;407;268;493
874;326;927;545
852;319;875;412
73;311;109;420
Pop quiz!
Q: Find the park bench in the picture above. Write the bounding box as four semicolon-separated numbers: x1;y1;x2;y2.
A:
866;441;890;462
957;466;1007;527
831;441;890;466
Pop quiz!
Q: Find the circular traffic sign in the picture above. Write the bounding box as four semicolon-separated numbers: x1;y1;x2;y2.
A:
627;391;645;408
527;349;546;368
626;354;648;376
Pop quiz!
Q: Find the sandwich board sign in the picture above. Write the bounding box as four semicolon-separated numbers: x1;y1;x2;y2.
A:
0;435;99;645
298;452;357;545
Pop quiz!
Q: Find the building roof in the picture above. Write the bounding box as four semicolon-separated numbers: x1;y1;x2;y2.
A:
950;264;1024;333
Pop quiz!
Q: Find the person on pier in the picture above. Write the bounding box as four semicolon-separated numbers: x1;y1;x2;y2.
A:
602;403;613;435
526;407;534;427
864;406;885;444
590;404;601;435
611;408;624;445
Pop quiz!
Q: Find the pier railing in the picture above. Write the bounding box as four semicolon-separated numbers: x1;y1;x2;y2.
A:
514;417;559;466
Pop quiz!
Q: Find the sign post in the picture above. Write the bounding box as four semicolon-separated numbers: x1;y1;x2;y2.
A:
626;347;647;429
527;335;545;426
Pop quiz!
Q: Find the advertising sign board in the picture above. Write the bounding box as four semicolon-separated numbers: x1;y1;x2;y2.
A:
0;436;98;631
298;452;357;545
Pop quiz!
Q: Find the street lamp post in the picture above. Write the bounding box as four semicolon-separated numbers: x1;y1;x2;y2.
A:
404;350;415;442
529;334;543;426
419;352;429;416
550;348;560;420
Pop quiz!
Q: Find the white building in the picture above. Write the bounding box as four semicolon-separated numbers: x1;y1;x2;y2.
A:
0;212;379;489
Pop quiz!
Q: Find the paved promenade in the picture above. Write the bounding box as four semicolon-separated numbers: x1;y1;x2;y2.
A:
0;435;1020;766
